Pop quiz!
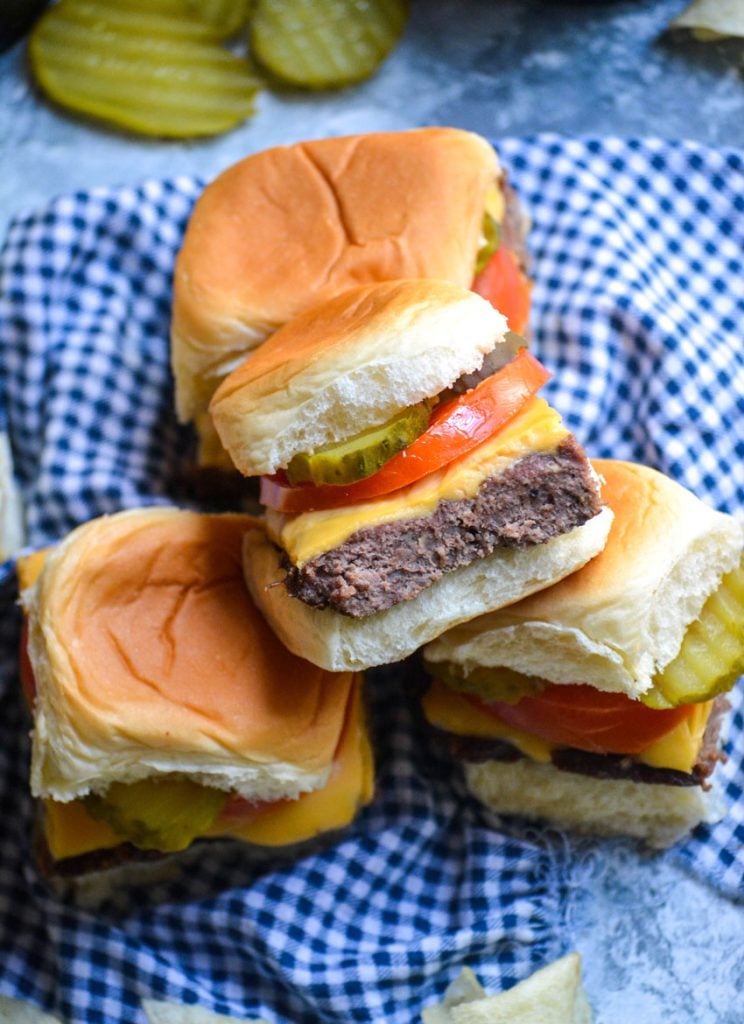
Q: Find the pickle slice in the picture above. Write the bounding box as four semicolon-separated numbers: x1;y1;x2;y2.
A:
642;557;744;708
250;0;409;89
84;777;227;852
474;213;502;276
424;659;545;705
29;0;260;139
286;398;432;487
186;0;253;37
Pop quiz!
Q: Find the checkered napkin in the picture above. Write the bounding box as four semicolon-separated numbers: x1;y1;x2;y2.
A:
0;136;742;1023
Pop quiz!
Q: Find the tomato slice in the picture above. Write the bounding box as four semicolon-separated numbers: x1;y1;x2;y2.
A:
470;683;695;755
260;348;550;515
473;246;531;336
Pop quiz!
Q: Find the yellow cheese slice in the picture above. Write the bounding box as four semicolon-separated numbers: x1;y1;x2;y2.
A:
42;678;373;863
270;396;568;567
422;679;714;775
423;679;553;763
16;547;52;591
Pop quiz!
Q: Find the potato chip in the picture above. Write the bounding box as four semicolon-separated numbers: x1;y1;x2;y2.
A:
0;998;63;1024
671;0;744;40
142;1001;269;1024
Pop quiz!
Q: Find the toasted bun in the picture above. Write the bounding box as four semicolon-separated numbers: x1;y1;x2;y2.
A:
210;279;508;477
171;128;501;423
241;508;613;672
425;461;743;698
22;508;356;803
464;757;723;849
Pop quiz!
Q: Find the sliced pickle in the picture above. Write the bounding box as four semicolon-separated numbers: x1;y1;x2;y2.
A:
29;0;260;139
424;659;545;705
84;777;227;852
641;557;744;708
286;398;432;487
250;0;409;90
474;212;501;276
186;0;253;37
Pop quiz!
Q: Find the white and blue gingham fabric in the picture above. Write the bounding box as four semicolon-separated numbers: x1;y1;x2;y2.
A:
0;136;742;1022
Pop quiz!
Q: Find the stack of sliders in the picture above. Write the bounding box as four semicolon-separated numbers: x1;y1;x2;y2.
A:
422;460;744;846
17;508;373;883
209;278;613;672
170;127;531;465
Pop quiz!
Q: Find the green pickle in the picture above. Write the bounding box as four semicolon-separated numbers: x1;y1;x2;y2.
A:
425;659;545;705
474;213;501;276
29;0;260;139
642;557;744;709
250;0;409;90
186;0;253;37
84;777;227;852
286;398;432;487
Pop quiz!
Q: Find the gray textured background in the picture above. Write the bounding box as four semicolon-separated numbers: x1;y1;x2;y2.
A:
1;1;743;1021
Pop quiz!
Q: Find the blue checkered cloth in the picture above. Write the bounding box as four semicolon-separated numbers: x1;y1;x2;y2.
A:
0;136;742;1023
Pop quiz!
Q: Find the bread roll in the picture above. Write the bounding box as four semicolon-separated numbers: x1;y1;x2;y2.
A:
22;508;356;803
172;128;501;425
211;279;508;477
425;461;743;699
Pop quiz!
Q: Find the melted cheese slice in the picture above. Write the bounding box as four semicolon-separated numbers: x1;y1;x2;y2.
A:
42;678;373;862
269;396;569;567
422;679;714;775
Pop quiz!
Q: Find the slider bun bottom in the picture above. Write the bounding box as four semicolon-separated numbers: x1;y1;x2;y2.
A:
464;759;723;849
243;508;613;672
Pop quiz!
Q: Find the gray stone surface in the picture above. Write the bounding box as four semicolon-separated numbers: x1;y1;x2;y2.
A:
1;0;743;236
1;2;742;1021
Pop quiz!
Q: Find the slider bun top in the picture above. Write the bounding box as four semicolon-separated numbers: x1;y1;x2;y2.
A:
23;508;356;803
210;278;507;477
425;460;743;698
171;127;500;423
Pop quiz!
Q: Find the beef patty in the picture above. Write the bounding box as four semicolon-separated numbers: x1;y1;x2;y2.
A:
284;435;602;618
443;695;730;789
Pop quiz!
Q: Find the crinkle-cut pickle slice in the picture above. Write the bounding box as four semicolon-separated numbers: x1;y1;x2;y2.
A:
84;777;227;852
250;0;409;89
642;556;744;709
29;0;259;138
187;0;253;37
286;398;432;487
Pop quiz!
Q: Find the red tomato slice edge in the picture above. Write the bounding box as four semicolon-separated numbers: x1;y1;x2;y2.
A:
473;246;532;336
468;684;695;756
260;348;550;515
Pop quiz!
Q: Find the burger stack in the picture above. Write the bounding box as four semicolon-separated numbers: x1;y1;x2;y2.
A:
16;128;744;888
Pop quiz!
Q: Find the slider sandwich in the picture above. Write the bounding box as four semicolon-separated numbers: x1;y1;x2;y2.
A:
422;460;744;847
170;127;531;464
18;508;372;881
210;278;613;672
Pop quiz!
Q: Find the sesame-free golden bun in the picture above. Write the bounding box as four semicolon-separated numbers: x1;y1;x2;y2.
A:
425;460;744;699
463;757;723;849
210;278;508;477
170;128;501;425
21;508;358;804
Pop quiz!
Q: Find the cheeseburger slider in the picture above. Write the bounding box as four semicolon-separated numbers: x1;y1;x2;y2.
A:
210;278;612;672
170;127;531;462
422;460;744;847
18;508;372;881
